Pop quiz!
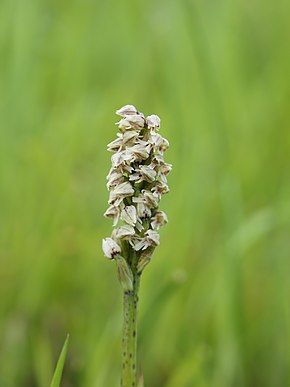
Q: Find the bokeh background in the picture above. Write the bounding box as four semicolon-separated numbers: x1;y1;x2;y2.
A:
1;0;290;386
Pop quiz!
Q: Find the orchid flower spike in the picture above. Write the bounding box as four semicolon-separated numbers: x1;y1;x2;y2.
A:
102;104;171;276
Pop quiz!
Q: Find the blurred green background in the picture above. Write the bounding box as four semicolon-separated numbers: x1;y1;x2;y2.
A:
1;0;290;386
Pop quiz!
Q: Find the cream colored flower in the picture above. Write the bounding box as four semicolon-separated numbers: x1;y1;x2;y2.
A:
151;211;168;230
148;132;167;150
132;230;160;251
116;104;138;117
104;205;120;226
152;182;169;198
122;130;140;145
150;158;172;183
102;237;121;259
132;190;159;209
111;151;134;168
115;225;135;240
120;205;137;227
146;230;160;245
109;182;134;206
159;162;172;176
118;115;145;131
129;165;156;184
143;190;159;208
136;202;151;218
107;136;123;152
127;143;151;162
106;171;124;190
146;114;160;129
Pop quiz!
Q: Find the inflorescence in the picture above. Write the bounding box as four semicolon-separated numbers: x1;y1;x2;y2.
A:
102;104;171;280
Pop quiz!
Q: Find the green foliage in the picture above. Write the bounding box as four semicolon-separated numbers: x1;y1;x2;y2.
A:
0;0;290;386
50;335;69;387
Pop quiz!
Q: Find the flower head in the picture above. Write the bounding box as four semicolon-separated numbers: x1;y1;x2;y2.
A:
103;104;171;274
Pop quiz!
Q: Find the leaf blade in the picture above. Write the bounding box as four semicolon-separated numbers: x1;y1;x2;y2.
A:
50;335;69;387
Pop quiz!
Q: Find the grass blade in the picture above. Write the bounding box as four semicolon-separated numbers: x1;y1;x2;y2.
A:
50;335;69;387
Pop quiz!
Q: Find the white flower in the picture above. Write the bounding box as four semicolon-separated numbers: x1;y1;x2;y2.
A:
109;182;134;206
106;171;124;190
151;154;164;166
116;104;139;117
104;205;120;226
115;225;135;240
122;130;140;145
112;181;134;196
151;211;168;230
146;229;160;245
139;165;156;182
102;237;121;259
127;143;151;162
148;132;163;147
107;136;123;152
131;230;160;251
150;158;172;183
129;165;156;184
146;114;161;129
120;206;137;227
132;190;159;209
158;137;169;153
136;202;151;218
111;151;134;168
159;162;172;176
143;190;159;208
152;182;169;198
117;115;145;131
148;133;169;154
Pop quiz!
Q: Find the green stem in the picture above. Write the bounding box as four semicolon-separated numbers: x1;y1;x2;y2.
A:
121;273;140;387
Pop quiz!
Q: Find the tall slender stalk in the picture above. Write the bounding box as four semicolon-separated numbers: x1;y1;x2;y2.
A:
121;273;140;387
